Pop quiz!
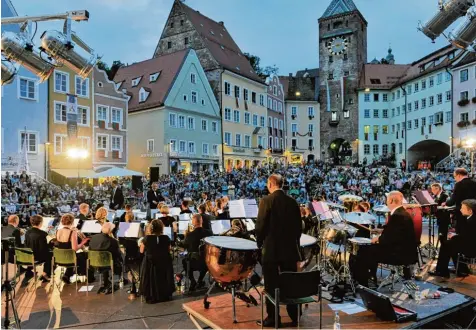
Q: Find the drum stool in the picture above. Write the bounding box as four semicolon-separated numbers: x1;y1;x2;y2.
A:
377;263;413;292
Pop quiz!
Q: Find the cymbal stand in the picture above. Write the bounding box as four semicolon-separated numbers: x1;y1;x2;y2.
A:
421;212;438;259
336;218;355;296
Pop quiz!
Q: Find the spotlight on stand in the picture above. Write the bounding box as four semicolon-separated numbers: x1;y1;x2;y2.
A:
40;30;98;79
418;0;474;42
449;7;476;49
1;31;54;82
1;57;16;85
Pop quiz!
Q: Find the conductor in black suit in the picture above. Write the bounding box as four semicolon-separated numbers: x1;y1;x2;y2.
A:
430;183;450;243
358;191;417;286
256;174;302;328
443;168;476;233
147;182;164;208
109;180;124;210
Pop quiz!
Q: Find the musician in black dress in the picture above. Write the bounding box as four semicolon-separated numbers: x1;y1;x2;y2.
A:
139;219;174;303
197;204;213;231
256;174;302;328
24;215;52;281
180;214;212;291
356;191;417;286
430;199;476;278
430;183;450;243
444;168;476;233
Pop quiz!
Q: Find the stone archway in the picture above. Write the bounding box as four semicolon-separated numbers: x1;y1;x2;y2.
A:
408;139;450;169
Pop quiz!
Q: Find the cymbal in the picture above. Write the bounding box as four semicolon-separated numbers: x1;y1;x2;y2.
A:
343;212;375;225
338;194;363;202
373;205;390;213
325;202;346;210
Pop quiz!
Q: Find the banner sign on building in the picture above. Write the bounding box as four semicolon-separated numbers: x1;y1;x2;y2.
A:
66;94;78;146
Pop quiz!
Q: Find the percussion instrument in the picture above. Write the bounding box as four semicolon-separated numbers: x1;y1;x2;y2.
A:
343;212;376;225
373;205;390;214
338;194;363;202
203;236;259;284
325;202;347;210
422;204;437;216
300;234;318;267
322;223;357;245
347;237;372;255
403;204;423;242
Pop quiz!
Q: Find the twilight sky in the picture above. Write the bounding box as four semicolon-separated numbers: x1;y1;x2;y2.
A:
10;0;455;75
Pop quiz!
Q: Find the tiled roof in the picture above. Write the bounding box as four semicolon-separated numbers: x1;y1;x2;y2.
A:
179;1;263;83
295;68;319;78
452;51;476;69
114;49;189;113
359;64;411;90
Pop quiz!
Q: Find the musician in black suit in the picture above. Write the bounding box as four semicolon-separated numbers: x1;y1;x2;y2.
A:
89;222;124;294
77;203;92;230
256;174;302;328
444;168;476;233
24;215;52;281
197;204;213;231
147;182;164;209
358;191;417;286
180;214;213;291
1;215;23;248
431;199;476;277
431;183;450;243
109;180;124;210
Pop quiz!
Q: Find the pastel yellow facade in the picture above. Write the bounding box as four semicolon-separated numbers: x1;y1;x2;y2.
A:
48;67;93;171
221;71;268;171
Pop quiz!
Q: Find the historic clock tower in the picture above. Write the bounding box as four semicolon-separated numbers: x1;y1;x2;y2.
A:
318;0;367;163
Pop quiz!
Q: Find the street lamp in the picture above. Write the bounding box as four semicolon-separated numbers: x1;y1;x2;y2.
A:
45;142;50;181
463;138;475;177
68;147;88;180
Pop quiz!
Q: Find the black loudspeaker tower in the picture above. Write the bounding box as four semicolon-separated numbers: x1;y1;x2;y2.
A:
132;175;142;192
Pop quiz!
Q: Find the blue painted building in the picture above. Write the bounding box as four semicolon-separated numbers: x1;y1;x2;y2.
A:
1;0;49;177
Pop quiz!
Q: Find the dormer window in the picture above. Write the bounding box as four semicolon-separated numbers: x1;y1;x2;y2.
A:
210;30;215;35
139;87;149;103
236;66;240;71
131;77;142;87
150;72;161;82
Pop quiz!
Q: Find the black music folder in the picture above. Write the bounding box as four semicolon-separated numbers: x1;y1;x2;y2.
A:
413;190;436;206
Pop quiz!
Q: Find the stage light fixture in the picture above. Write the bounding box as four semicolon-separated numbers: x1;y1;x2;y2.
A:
418;0;474;41
449;7;476;49
40;30;98;79
1;31;54;82
1;57;16;85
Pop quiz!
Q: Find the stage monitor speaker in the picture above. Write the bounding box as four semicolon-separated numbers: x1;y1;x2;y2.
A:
132;175;142;191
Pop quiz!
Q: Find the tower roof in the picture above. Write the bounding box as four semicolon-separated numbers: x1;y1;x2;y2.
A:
321;0;358;19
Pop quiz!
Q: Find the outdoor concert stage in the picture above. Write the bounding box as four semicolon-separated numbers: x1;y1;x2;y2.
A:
3;262;476;329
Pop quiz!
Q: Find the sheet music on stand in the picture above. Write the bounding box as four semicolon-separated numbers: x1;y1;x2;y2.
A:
179;213;191;221
81;220;102;234
310;201;333;220
58;218;80;230
178;221;190;234
331;210;343;224
40;217;56;232
150;209;159;219
413;190;436;206
169;208;181;216
164;227;173;240
211;220;231;235
228;199;258;218
243;219;255;231
117;222;142;238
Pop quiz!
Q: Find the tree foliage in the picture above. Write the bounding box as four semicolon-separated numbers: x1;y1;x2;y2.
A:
243;52;279;79
96;59;125;80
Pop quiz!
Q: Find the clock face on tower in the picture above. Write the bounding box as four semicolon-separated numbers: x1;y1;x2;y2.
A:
327;37;348;56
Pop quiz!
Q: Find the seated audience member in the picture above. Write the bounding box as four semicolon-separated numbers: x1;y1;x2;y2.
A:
24;215;52;281
431;199;476;278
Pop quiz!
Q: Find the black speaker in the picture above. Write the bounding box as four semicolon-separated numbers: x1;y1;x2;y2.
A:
132;175;142;191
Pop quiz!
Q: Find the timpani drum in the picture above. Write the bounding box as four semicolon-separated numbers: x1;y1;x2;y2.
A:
347;237;372;255
300;234;318;267
204;236;259;284
322;223;358;245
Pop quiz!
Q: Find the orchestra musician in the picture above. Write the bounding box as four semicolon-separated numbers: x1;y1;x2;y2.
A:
180;200;192;214
120;204;133;222
109;180;124;210
430;183;450;243
180;214;213;291
55;213;91;283
77;203;92;230
2;214;23;248
197;204;213;231
89;222;125;294
24;215;52;282
95;207;109;225
356;191;417;287
256;174;302;328
430;199;476;278
443;168;476;234
222;219;250;240
158;205;177;233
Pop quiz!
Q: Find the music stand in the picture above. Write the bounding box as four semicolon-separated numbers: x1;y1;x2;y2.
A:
413;190;438;259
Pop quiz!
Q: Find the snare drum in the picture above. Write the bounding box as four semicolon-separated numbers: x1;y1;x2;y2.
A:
203;236;259;284
347;237;372;255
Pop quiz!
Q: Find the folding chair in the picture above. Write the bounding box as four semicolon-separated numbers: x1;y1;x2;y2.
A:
14;247;43;292
52;248;78;291
86;250;114;295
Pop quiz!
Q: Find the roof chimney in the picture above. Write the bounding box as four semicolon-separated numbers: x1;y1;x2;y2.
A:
219;21;224;26
289;73;293;77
